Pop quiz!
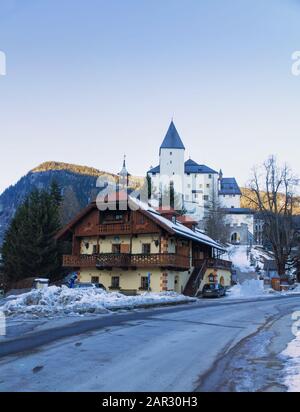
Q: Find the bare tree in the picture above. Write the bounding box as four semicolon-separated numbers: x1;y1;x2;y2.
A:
204;188;228;244
247;156;299;276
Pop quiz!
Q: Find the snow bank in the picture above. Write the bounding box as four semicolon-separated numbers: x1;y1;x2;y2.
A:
3;286;195;318
281;333;300;392
227;279;267;299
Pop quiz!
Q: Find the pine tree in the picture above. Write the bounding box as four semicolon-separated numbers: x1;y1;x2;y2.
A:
50;179;63;207
2;187;62;285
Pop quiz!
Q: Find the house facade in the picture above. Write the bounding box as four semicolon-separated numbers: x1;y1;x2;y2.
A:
57;194;232;296
148;121;255;245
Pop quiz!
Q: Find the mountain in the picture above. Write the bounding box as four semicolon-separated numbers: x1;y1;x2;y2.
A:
240;188;300;214
0;161;143;246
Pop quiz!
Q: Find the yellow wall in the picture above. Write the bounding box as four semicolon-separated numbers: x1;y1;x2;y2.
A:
78;267;192;294
79;268;163;293
199;268;232;292
80;235;160;255
131;234;160;254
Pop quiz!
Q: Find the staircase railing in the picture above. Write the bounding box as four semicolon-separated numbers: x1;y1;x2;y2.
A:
193;260;208;296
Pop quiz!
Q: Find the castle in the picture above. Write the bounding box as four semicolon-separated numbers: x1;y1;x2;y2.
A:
147;121;255;245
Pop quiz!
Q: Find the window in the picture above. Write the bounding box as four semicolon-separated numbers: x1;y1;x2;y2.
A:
203;195;209;201
170;160;172;164
142;243;151;254
91;276;99;284
209;174;212;179
187;184;191;188
92;244;99;254
206;184;210;188
185;195;190;201
111;276;120;289
199;184;203;188
141;276;149;290
112;244;121;254
170;152;173;155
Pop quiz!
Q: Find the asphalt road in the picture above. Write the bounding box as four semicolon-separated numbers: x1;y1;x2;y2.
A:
0;295;299;392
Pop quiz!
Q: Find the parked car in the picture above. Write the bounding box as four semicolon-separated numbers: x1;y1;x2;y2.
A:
73;282;106;291
202;284;226;298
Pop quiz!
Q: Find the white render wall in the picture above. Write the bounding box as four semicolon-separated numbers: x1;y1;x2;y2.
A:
224;213;254;236
160;148;185;190
219;194;241;209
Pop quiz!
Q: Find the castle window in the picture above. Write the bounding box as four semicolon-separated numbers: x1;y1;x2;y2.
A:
170;152;172;155
209;174;212;179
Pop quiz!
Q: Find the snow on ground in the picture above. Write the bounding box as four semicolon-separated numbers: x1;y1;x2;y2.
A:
227;245;273;274
3;286;195;318
227;279;268;299
227;245;255;273
281;333;300;392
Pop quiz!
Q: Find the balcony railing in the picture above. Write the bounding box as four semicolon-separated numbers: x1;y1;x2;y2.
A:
192;258;232;270
62;254;97;268
98;223;131;234
63;253;190;270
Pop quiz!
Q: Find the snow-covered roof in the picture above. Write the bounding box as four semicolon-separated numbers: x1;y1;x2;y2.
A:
129;197;225;251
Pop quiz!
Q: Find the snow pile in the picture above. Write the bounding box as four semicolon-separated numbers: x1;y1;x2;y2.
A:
281;333;300;392
3;286;195;318
227;279;267;299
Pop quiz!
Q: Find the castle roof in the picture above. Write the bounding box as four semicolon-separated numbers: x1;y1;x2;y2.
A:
148;159;218;175
184;159;218;174
219;178;241;195
160;121;185;151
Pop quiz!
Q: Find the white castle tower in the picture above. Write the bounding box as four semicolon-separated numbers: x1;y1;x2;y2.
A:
159;121;185;195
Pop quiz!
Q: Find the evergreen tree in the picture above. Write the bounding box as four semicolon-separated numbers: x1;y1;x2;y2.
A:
50;179;63;207
2;187;62;284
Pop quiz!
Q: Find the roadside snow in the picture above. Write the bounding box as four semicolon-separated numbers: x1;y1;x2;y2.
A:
281;334;300;392
2;286;195;318
227;279;268;299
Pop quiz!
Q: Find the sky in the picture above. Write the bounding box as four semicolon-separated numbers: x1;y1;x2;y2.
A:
0;0;300;194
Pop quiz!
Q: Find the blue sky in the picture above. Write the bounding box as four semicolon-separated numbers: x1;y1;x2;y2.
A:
0;0;300;193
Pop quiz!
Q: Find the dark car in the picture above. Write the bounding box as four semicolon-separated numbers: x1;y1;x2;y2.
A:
73;283;106;291
202;284;226;298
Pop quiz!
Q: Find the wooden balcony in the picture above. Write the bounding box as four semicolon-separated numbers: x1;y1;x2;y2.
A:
63;253;190;270
193;258;232;270
96;253;131;268
98;223;131;235
62;254;98;268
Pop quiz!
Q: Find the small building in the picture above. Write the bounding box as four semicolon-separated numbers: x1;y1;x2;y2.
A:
57;193;232;296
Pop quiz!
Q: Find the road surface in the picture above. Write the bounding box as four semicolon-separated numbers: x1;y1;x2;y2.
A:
0;295;299;392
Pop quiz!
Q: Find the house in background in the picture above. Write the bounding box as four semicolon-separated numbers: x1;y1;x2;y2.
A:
148;121;255;245
57;192;232;296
